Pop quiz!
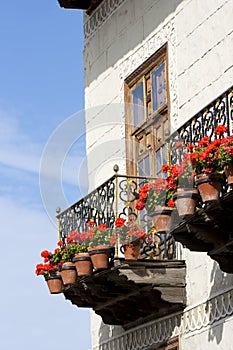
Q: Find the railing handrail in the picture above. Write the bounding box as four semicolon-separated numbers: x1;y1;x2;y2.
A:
57;172;157;218
167;85;233;143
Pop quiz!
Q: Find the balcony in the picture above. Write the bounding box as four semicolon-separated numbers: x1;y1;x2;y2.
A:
169;85;233;273
57;171;186;326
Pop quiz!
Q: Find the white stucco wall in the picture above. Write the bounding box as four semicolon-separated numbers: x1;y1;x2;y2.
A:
181;315;233;350
83;0;233;348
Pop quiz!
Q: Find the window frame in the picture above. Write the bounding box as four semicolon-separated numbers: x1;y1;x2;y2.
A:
124;44;170;177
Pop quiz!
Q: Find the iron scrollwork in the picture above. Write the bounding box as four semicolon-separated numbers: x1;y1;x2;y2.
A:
57;173;176;259
169;87;233;162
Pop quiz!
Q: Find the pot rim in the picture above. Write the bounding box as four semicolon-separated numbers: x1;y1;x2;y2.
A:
173;192;200;200
44;275;62;281
149;208;173;217
61;265;76;271
73;256;91;262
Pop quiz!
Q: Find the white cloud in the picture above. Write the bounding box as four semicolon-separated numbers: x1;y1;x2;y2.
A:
0;112;42;172
0;196;91;350
0;111;87;185
0;111;88;220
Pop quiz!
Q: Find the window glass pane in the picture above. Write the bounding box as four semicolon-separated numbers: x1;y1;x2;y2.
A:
156;149;162;176
152;62;166;112
131;82;144;127
138;156;150;177
138;160;144;177
145;156;150;176
162;144;167;165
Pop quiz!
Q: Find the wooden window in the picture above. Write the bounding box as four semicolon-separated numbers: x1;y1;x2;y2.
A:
125;44;169;177
151;337;179;350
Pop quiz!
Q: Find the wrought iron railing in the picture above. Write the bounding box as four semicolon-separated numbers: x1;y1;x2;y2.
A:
56;86;233;260
56;171;176;259
169;86;233;164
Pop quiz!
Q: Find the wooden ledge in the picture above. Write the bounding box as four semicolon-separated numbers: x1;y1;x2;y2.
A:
170;191;233;273
63;259;186;327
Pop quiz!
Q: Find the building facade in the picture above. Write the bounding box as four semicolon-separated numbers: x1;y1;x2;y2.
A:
57;0;233;349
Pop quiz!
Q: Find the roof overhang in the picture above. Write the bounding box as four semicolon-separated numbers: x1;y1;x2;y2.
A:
57;0;104;14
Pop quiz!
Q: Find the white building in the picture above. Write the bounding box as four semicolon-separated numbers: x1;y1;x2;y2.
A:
57;1;233;349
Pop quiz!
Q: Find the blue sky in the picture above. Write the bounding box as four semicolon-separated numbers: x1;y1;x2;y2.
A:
0;1;91;349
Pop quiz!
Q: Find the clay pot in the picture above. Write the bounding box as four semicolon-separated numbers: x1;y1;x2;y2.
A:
45;275;63;294
88;245;111;270
150;206;173;233
73;252;93;276
223;163;233;186
60;262;77;285
173;188;199;217
194;173;223;203
121;244;141;260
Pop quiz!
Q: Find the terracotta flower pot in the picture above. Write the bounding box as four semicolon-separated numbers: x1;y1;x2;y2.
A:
45;275;63;294
150;206;173;233
73;252;93;276
223;163;233;186
173;188;199;217
122;244;141;260
88;245;111;270
194;173;223;203
60;262;77;285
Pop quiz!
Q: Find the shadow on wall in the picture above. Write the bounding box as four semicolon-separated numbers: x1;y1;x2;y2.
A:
98;315;183;349
84;0;183;87
98;322;123;349
208;261;233;345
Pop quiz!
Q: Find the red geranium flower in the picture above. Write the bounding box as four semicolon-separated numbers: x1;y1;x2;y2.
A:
167;199;175;208
215;124;228;135
41;250;51;259
115;218;125;227
161;164;170;173
98;223;108;231
135;199;146;210
57;240;63;247
87;220;95;227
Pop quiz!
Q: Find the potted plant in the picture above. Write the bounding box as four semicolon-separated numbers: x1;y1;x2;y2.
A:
114;218;147;260
35;249;63;294
86;221;115;270
161;153;199;217
135;178;175;233
69;230;93;276
186;126;226;202
58;237;79;285
214;125;233;187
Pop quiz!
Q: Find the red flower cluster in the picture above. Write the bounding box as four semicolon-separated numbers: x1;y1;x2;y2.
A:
113;218;147;247
40;250;52;263
215;125;228;135
185;124;231;175
69;230;92;244
35;245;63;277
135;178;175;213
35;262;57;276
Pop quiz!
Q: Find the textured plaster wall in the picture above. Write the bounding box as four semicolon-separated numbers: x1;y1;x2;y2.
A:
181;316;233;350
176;0;233;127
83;0;233;348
